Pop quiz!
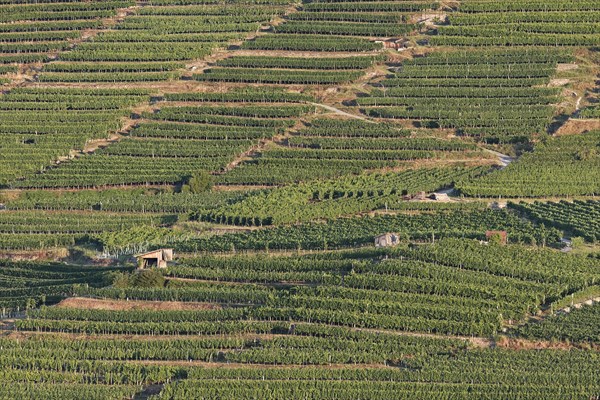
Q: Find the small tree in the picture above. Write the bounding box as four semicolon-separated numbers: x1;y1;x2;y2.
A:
182;171;213;193
571;237;585;249
130;269;166;288
111;272;131;288
25;298;36;310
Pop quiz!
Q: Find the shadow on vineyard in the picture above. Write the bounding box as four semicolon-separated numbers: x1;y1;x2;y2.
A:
547;113;572;134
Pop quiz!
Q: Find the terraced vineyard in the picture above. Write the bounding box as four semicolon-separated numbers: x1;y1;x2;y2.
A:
3;242;600;398
510;200;600;242
218;119;493;185
205;166;490;224
18;88;313;188
1;0;600;398
175;209;558;252
457;131;600;197
37;2;289;82
361;49;568;143
0;210;177;250
519;302;600;343
0;88;149;186
0;260;127;313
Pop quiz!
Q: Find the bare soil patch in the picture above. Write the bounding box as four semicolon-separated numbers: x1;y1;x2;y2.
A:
548;79;570;87
411;13;447;25
226;50;380;58
57;297;221;311
495;337;596;351
131;360;390;369
556;63;579;72
0;249;68;261
555;118;600;136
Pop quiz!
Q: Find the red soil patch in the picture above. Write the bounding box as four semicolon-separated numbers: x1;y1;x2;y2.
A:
57;297;221;311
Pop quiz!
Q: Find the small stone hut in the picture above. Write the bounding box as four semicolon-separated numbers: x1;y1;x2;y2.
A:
135;249;173;269
375;233;400;248
430;193;450;201
414;191;427;200
490;201;507;210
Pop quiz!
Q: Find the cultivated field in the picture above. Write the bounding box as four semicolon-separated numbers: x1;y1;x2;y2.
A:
0;0;599;398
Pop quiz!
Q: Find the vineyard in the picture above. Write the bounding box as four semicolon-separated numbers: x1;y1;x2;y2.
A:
509;200;600;242
354;0;600;142
1;0;600;398
361;48;568;143
15;88;314;188
519;302;600;343
0;210;177;250
203;166;490;225
36;2;288;83
217;119;493;185
0;260;126;313
2;241;600;398
174;209;560;252
0;88;149;186
432;1;600;47
457;131;600;197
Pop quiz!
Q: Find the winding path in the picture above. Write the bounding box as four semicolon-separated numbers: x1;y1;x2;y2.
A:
482;148;514;168
310;102;375;123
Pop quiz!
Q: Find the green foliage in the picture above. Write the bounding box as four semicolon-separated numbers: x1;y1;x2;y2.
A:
510;200;600;242
0;259;126;312
16;100;313;188
204;166;490;225
182;171;213;194
217;118;487;186
111;272;132;289
459;132;600;196
571;237;585;249
179;210;560;252
1;0;600;397
488;232;504;246
4;187;251;214
129;269;166;288
433;1;600;46
362;49;560;143
519;302;600;344
0;89;148;187
110;269;167;289
575;148;597;161
93;226;189;256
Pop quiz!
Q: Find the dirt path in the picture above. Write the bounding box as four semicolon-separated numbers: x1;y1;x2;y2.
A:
219;138;271;174
309;102;375;123
575;95;583;111
223;50;381;58
481;148;514;168
495;336;592;351
129;360;392;369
